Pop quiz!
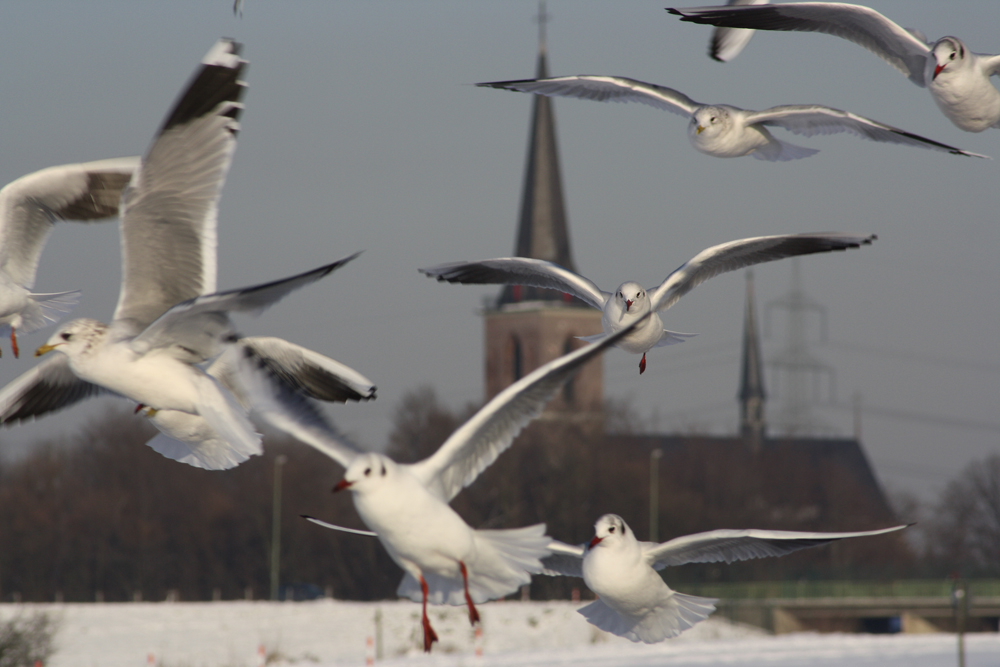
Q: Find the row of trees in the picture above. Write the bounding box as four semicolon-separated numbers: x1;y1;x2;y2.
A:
0;391;996;603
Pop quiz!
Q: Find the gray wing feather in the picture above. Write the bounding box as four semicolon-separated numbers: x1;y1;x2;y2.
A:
113;39;247;331
0;356;107;425
0;157;138;288
478;76;701;117
645;525;908;569
228;337;362;469
540;541;586;577
218;336;376;403
420;258;608;310
748;105;987;157
709;0;770;62
669;3;931;85
649;232;876;313
130;254;360;360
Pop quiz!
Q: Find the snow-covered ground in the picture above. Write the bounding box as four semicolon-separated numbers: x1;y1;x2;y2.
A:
2;600;998;667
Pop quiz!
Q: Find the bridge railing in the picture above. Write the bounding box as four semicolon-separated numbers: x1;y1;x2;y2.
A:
680;579;1000;600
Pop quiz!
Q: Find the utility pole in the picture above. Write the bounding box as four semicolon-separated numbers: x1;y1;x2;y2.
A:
270;454;288;601
649;448;662;542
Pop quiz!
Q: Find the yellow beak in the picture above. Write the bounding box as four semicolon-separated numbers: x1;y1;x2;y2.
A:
35;343;57;357
696;125;705;135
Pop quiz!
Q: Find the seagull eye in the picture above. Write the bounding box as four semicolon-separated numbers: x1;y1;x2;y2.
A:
710;116;717;123
61;333;72;341
381;465;386;476
364;467;371;476
950;52;956;60
609;526;616;533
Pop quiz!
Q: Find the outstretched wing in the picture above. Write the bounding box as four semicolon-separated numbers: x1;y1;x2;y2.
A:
649;232;876;313
420;257;608;310
113;39;247;333
0;157;139;289
748;105;987;157
668;3;931;85
129;253;360;361
214;336;376;404
478;75;702;117
0;355;107;425
644;525;908;570
539;540;586;578
406;314;651;502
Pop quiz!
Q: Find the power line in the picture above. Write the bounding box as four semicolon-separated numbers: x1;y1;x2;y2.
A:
828;401;1000;434
825;339;1000;375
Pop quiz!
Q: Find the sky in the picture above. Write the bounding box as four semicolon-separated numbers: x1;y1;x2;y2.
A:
0;1;997;502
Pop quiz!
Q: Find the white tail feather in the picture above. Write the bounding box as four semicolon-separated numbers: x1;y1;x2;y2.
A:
578;591;717;643
21;290;81;332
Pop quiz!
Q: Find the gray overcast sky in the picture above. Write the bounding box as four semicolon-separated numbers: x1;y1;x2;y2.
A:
0;1;996;501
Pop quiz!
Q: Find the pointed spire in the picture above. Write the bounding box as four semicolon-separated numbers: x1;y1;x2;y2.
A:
498;4;584;307
739;270;767;445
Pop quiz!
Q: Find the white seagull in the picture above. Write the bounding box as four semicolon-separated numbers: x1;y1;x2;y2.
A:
420;231;875;374
141;335;377;470
0;40;358;458
300;316;649;652
0;157;139;358
543;514;908;643
668;2;1000;133
477;75;987;160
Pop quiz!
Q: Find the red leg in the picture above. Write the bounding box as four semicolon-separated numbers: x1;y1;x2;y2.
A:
10;327;18;359
459;561;480;625
420;575;438;653
639;353;646;375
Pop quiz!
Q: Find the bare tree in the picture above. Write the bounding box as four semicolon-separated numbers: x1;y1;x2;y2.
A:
926;453;1000;576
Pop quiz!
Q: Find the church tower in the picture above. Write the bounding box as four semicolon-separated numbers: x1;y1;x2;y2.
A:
738;270;767;449
483;8;603;419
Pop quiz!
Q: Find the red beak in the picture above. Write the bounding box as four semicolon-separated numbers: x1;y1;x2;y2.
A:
625;299;633;312
933;63;945;80
134;403;145;414
589;535;603;548
333;479;352;493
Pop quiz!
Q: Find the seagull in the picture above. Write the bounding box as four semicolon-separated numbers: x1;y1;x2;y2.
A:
0;39;357;457
0;157;139;358
299;316;649;653
667;3;1000;133
420;231;876;374
478;75;987;160
542;514;908;643
141;335;377;470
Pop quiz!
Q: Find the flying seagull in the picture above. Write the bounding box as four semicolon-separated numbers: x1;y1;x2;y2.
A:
477;75;987;159
668;2;1000;132
0;157;138;358
543;514;908;642
421;231;876;374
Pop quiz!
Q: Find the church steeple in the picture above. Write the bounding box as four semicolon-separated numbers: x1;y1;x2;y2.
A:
498;2;582;307
739;270;767;446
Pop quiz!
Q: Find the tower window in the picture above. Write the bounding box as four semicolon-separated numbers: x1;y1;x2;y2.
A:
562;337;575;404
511;335;523;382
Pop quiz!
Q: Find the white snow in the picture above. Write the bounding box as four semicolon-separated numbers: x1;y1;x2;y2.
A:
2;600;998;667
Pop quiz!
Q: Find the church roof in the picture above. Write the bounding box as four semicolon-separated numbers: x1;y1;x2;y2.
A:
497;37;587;308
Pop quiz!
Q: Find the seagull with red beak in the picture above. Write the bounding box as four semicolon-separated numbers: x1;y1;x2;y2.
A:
542;514;908;643
668;2;1000;132
421;231;876;375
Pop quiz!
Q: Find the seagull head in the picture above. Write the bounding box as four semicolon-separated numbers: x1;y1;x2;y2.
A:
930;37;966;81
335;453;391;494
614;282;649;322
588;514;631;550
690;106;729;138
35;318;106;357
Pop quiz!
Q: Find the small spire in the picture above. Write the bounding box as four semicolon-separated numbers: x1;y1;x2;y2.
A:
536;1;550;56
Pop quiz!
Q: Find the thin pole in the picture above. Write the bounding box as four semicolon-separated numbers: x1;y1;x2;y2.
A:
270;455;288;601
649;448;662;542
